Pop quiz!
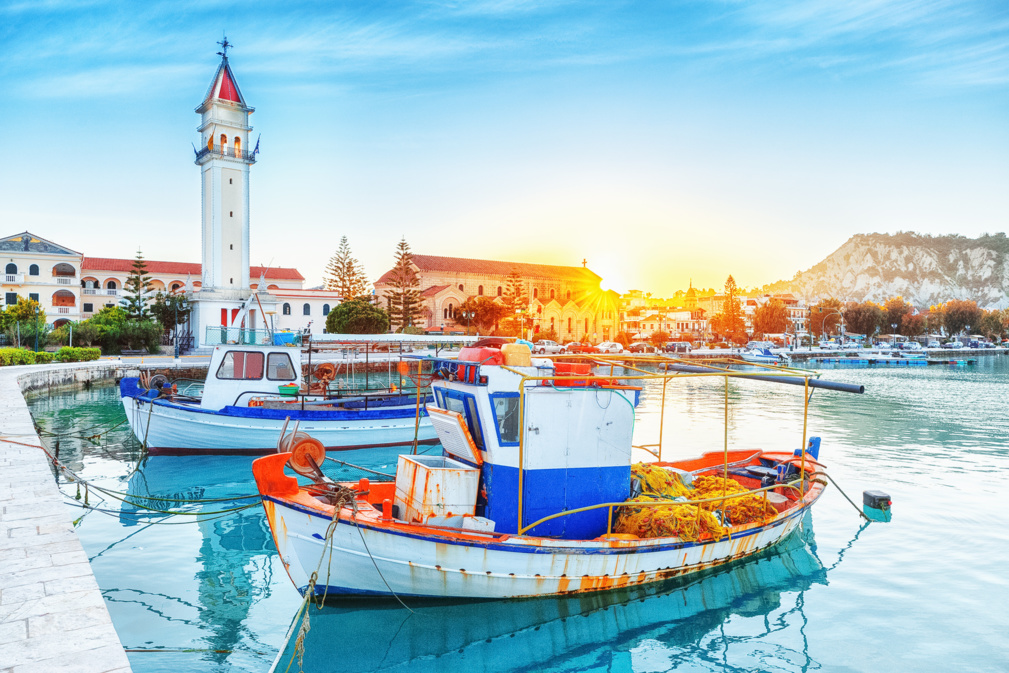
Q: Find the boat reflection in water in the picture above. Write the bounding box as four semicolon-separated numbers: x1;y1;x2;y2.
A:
118;456;281;667
276;514;829;673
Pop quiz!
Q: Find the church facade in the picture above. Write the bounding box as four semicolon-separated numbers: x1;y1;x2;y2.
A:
374;254;620;342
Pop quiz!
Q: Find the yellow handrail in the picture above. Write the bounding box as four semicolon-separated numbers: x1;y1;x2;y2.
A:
498;358;816;536
518;477;813;535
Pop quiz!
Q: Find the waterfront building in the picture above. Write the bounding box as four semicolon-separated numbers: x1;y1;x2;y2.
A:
0;233;84;326
374;255;619;342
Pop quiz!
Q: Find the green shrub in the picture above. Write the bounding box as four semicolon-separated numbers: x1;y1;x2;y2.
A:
55;347;102;362
0;348;37;366
34;351;54;364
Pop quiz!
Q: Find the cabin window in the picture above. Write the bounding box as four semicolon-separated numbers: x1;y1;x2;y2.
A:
441;391;484;449
491;394;520;445
267;352;296;381
216;351;265;380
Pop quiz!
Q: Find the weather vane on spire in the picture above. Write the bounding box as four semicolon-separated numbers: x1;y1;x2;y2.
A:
217;34;232;59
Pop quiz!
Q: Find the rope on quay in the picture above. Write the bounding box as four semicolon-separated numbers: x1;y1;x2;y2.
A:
0;435;262;522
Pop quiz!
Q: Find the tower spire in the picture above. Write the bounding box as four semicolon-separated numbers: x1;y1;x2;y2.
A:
217;34;232;59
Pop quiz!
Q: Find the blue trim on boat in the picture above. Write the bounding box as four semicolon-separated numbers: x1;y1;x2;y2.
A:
120;377;432;421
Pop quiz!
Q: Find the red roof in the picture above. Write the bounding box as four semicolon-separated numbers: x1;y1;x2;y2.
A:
198;58;248;110
377;254;600;285
82;257;303;281
420;284;451;297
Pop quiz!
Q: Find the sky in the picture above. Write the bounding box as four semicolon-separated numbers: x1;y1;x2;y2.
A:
1;0;1006;296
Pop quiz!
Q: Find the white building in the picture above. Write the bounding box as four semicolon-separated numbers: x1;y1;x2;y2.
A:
0;233;83;325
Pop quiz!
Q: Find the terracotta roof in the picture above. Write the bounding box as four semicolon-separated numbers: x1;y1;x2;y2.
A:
377;254;601;285
269;288;342;297
82;257;303;280
420;284;451;297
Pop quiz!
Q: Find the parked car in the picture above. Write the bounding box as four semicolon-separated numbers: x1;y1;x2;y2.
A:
564;342;598;354
927;340;940;348
532;339;564;355
663;341;692;353
942;340;963;349
902;341;923;351
628;342;657;353
596;341;625;354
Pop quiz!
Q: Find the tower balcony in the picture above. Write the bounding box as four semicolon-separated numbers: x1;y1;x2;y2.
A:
195;145;256;165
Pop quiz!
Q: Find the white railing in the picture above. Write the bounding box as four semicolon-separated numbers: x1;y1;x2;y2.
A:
56;277;74;285
105;289;118;296
83;288;98;295
4;274;24;284
57;307;72;314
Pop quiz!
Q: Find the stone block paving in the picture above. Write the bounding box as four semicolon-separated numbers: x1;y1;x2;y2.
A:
1;365;132;673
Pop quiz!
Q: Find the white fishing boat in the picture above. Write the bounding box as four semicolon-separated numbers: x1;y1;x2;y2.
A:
121;343;436;455
739;347;790;365
254;344;862;600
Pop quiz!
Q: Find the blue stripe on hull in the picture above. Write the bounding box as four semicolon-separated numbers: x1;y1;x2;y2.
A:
481;463;630;539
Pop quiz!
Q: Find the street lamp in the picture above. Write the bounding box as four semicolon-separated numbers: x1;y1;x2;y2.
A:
461;310;475;336
514;306;527;341
817;308;845;345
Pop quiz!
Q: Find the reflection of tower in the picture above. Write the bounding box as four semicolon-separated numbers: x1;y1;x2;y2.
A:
189;38;276;347
195;511;273;663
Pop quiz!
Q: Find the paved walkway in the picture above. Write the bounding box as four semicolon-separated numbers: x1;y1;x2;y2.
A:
1;363;133;673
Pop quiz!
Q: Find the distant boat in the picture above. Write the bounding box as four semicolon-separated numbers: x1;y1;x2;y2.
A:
254;345;853;600
120;344;436;454
740;348;790;365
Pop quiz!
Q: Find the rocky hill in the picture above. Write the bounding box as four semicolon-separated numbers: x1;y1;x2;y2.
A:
763;233;1009;309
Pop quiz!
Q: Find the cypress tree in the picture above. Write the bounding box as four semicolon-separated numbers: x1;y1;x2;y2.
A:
323;236;369;299
120;249;153;321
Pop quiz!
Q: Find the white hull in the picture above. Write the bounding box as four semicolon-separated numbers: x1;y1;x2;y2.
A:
122;396;436;454
263;496;812;599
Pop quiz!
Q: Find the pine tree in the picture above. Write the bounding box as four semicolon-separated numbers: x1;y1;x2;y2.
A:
501;268;529;336
323;236;369;299
120;249;153;321
385;238;423;330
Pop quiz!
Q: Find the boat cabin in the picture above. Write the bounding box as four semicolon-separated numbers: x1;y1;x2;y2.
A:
201;344;303;410
409;344;641;540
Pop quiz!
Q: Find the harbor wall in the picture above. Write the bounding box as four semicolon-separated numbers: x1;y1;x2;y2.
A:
0;360;189;673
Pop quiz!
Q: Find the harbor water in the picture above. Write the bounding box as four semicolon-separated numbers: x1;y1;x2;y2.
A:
25;358;1009;672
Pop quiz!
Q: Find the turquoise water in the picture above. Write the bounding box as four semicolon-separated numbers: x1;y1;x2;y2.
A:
25;358;1009;673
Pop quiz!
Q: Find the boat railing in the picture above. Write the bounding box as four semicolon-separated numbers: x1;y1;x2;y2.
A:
502;354;861;539
204;326;301;347
517;475;815;536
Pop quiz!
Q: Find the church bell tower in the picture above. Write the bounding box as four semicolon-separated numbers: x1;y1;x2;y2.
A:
188;38;274;348
195;37;253;291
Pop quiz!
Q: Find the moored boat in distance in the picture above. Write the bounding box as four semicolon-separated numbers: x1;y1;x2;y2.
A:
121;343;437;454
254;344;859;600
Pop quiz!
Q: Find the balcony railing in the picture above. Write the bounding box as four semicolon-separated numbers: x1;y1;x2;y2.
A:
57;306;73;314
105;289;119;296
55;277;74;285
195;146;256;163
83;288;98;295
4;274;24;284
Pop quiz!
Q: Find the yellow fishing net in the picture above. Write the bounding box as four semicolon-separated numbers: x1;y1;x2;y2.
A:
612;464;777;542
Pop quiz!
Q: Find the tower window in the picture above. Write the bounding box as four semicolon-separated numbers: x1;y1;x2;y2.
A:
230;211;233;217
282;303;291;315
229;178;233;184
229;278;233;284
234;136;241;154
230;244;233;250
